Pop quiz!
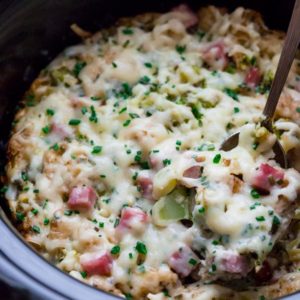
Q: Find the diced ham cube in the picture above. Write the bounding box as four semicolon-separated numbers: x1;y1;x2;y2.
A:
168;246;199;277
183;165;201;178
245;67;261;88
137;173;153;200
172;4;198;28
220;253;250;275
117;207;148;235
67;186;97;211
149;155;163;170
202;40;228;70
51;123;72;140
80;251;113;276
252;163;284;193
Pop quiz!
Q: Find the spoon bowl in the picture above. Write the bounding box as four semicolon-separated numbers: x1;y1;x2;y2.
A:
220;131;288;168
220;0;300;169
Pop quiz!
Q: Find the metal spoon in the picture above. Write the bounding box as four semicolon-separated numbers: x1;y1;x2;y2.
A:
220;0;300;168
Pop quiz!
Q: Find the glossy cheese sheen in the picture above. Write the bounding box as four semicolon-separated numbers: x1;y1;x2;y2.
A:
4;5;300;300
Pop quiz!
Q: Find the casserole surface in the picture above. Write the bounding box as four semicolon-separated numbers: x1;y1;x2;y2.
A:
3;5;300;299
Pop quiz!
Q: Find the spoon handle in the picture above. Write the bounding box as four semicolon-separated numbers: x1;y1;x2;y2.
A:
263;0;300;119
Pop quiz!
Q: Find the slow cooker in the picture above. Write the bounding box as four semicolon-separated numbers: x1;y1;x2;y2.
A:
0;1;299;299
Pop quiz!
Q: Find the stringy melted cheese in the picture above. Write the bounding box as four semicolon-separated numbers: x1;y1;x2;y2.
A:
4;5;300;300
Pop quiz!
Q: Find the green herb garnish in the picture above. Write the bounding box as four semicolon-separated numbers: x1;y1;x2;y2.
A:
135;241;147;255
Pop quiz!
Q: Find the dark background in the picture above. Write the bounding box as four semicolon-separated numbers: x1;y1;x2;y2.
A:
0;1;296;299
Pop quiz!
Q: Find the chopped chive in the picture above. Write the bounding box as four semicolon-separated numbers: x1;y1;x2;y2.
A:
91;146;102;154
250;202;261;210
139;76;150;85
42;125;51;134
64;210;73;216
69;119;81;126
224;88;239;101
114;218;120;228
33;189;39;194
144;62;152;68
111;245;121;255
211;264;217;272
119;107;127;114
197;31;206;40
125;293;133;300
134;151;142;162
163;158;171;166
80;271;87;279
122;27;134;35
213;154;221;164
132;172;138;181
252;142;259;150
73;61;86;77
256;216;265;222
250;189;260;199
81;106;88;115
176;44;186;55
43;218;50;225
233;107;240;113
188;258;197;266
123;119;131;127
191;105;203;125
89;105;98;123
50;143;60;151
91;96;100;101
21;172;29;181
198;206;205;214
135;241;147;255
31;208;38;215
32;225;41;233
129;113;140;119
16;212;25;222
112;62;118;68
123;40;130;48
273;215;281;225
99;222;104;228
129;253;133;259
46;109;55;116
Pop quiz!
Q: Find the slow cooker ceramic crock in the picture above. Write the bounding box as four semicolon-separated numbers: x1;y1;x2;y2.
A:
0;1;298;299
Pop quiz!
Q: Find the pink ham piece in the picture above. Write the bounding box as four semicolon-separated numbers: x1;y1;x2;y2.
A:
137;173;153;200
245;67;261;88
168;246;199;277
220;253;250;275
80;251;113;276
117;207;148;235
172;4;198;28
149;154;163;170
67;186;97;211
51;123;72;140
183;165;201;178
202;40;228;70
252;163;284;193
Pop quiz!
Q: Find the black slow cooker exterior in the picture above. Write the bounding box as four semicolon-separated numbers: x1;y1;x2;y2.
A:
0;1;298;299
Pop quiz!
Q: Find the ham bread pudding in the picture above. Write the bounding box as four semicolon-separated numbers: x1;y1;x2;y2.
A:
3;4;300;300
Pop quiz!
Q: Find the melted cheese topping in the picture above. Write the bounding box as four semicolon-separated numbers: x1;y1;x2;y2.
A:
4;5;300;300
